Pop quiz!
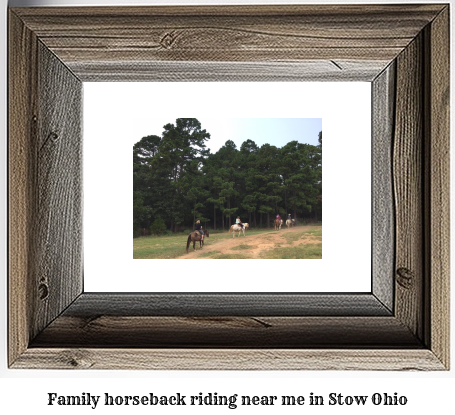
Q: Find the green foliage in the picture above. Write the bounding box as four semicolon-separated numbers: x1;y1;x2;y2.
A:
134;119;322;232
150;216;167;235
133;192;151;229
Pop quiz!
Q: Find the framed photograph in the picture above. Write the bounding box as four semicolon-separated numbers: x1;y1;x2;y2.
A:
8;4;449;370
84;82;370;293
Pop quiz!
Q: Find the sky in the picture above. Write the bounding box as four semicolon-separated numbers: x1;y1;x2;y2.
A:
132;118;322;154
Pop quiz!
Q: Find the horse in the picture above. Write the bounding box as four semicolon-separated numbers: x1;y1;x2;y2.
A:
229;223;249;237
275;218;282;230
186;229;209;253
286;219;292;228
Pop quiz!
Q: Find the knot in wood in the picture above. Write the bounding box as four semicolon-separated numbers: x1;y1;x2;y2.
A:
396;267;414;289
60;350;94;369
38;282;49;300
160;31;180;49
48;131;59;142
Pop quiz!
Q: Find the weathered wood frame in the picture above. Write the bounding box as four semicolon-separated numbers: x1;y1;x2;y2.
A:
8;5;449;370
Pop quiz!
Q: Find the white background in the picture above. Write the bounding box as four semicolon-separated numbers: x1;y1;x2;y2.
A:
84;82;371;293
1;0;454;414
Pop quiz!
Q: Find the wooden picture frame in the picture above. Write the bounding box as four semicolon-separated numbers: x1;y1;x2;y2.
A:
8;4;449;370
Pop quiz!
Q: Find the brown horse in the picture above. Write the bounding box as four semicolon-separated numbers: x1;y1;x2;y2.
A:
186;229;209;253
274;218;282;230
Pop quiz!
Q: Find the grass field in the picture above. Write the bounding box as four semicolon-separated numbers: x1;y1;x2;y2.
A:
133;228;276;259
133;225;322;259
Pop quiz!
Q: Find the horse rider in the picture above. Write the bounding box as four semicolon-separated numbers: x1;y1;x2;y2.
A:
287;213;292;221
195;220;204;242
236;216;244;229
276;214;281;221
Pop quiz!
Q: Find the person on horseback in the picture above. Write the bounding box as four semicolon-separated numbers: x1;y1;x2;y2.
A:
236;216;244;228
195;220;204;242
276;214;281;221
287;213;292;221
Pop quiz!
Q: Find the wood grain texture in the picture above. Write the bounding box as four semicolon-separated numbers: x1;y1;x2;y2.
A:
13;349;445;371
9;12;84;366
8;11;38;366
63;293;392;317
372;63;395;312
8;4;450;370
425;6;450;369
11;5;445;82
393;34;424;340
72;60;388;82
33;42;83;339
31;316;421;348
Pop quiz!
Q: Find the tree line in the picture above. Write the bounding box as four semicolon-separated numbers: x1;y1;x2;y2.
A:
133;118;322;236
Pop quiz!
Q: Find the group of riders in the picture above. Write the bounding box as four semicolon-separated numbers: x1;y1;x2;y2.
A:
276;213;292;222
194;213;294;240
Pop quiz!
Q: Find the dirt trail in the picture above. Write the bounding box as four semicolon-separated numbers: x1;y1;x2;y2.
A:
176;225;319;259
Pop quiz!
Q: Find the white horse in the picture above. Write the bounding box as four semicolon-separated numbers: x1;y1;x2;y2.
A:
229;223;249;237
286;219;292;228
